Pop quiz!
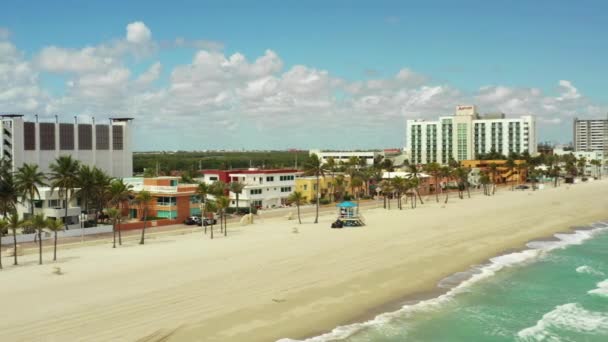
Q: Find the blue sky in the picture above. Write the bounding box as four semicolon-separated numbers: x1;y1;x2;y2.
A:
0;0;606;150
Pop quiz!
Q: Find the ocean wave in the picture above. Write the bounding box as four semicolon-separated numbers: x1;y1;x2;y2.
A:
276;224;608;342
516;303;608;341
576;265;605;276
588;279;608;298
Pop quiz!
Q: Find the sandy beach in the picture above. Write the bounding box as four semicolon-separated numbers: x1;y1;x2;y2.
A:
1;180;607;342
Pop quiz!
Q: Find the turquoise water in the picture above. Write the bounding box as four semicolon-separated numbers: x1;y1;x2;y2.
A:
281;223;608;342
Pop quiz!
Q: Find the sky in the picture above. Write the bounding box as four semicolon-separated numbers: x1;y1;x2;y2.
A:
0;0;607;151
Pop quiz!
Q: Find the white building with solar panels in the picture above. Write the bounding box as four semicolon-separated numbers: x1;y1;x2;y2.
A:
0;114;133;177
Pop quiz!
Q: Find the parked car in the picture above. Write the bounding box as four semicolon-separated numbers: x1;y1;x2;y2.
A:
184;216;202;225
200;218;217;226
515;185;530;190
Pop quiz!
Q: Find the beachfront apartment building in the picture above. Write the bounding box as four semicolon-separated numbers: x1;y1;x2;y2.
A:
123;177;201;221
0;114;133;177
406;105;537;165
573;117;608;152
309;149;380;166
16;187;81;228
200;168;301;209
553;148;606;177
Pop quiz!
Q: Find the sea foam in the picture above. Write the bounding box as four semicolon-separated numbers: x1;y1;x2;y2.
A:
588;279;608;298
517;303;608;341
277;224;608;342
576;265;605;276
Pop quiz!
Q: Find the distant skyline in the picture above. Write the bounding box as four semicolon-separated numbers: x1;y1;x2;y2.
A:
1;0;607;151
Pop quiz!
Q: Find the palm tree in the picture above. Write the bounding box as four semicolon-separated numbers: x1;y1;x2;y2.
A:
379;180;393;209
28;214;47;265
46;218;64;261
0;170;19;218
14;163;47;219
505;158;516;190
424;162;441;202
92;167;113;224
325;157;337;202
288;191;305;224
488;163;498;195
0;218;7;269
106;208;120;248
196;182;210;235
75;165;96;223
48;155;80;230
333;175;346;201
577;157;587;177
391;176;405;210
303;154;325;224
440;166;452;204
136;190;153;245
480;172;491;196
350;176;364;202
206;200;217;239
216;195;230;236
229;181;245;215
7;212;25;265
517;162;528;185
108;179;133;245
407;164;424;205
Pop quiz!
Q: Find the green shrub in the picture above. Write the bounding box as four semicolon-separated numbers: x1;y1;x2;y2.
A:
319;198;331;205
225;207;257;215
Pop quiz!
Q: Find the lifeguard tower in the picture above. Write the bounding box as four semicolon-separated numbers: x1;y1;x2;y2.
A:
334;201;365;227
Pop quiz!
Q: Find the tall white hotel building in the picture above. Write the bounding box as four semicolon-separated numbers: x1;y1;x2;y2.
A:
406;105;536;165
0;114;133;177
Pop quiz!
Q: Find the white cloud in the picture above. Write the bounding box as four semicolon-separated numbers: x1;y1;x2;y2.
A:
126;21;152;44
1;22;607;149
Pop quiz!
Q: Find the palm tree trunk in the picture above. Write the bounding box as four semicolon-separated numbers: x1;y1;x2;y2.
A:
13;229;18;265
118;204;123;245
139;208;147;245
0;235;2;269
38;229;43;265
223;211;227;237
53;231;57;261
236;194;239;215
314;175;320;224
210;222;214;239
435;176;439;202
444;190;449;204
112;223;116;248
416;188;424;204
64;191;69;230
297;204;301;224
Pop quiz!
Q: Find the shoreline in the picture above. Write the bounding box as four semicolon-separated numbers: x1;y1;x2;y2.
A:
1;181;608;342
291;219;608;341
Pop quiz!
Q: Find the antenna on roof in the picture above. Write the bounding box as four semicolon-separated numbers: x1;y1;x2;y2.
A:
34;114;38;123
54;115;58;123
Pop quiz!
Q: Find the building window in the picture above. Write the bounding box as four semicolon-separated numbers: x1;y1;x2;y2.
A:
303;184;307;190
96;125;109;150
280;187;292;192
78;124;93;150
157;210;177;219
250;189;262;195
48;199;62;208
23;122;35;150
156;197;176;206
190;195;201;204
39;123;55;150
209;176;218;181
112;125;124;150
266;176;274;182
252;200;262;207
279;175;295;181
59;123;75;150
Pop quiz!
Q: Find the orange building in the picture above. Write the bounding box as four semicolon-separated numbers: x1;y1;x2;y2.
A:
460;160;528;183
124;177;201;223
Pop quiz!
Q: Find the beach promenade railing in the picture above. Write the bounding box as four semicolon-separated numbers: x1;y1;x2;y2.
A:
1;225;114;245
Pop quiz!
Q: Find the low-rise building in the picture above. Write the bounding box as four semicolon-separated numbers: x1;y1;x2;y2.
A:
17;187;81;228
227;169;301;209
124;177;201;222
295;174;346;203
460;160;527;184
553;148;606;177
309;149;380;166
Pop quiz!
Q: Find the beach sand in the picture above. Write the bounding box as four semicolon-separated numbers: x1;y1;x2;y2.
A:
1;181;607;342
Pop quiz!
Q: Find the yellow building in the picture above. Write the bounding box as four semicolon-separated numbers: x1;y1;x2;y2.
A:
295;175;348;202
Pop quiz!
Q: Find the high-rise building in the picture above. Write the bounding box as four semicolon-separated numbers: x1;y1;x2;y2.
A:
0;114;133;177
573;117;608;152
406;105;536;165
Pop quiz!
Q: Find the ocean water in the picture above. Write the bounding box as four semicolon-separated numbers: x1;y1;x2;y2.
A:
280;222;608;342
